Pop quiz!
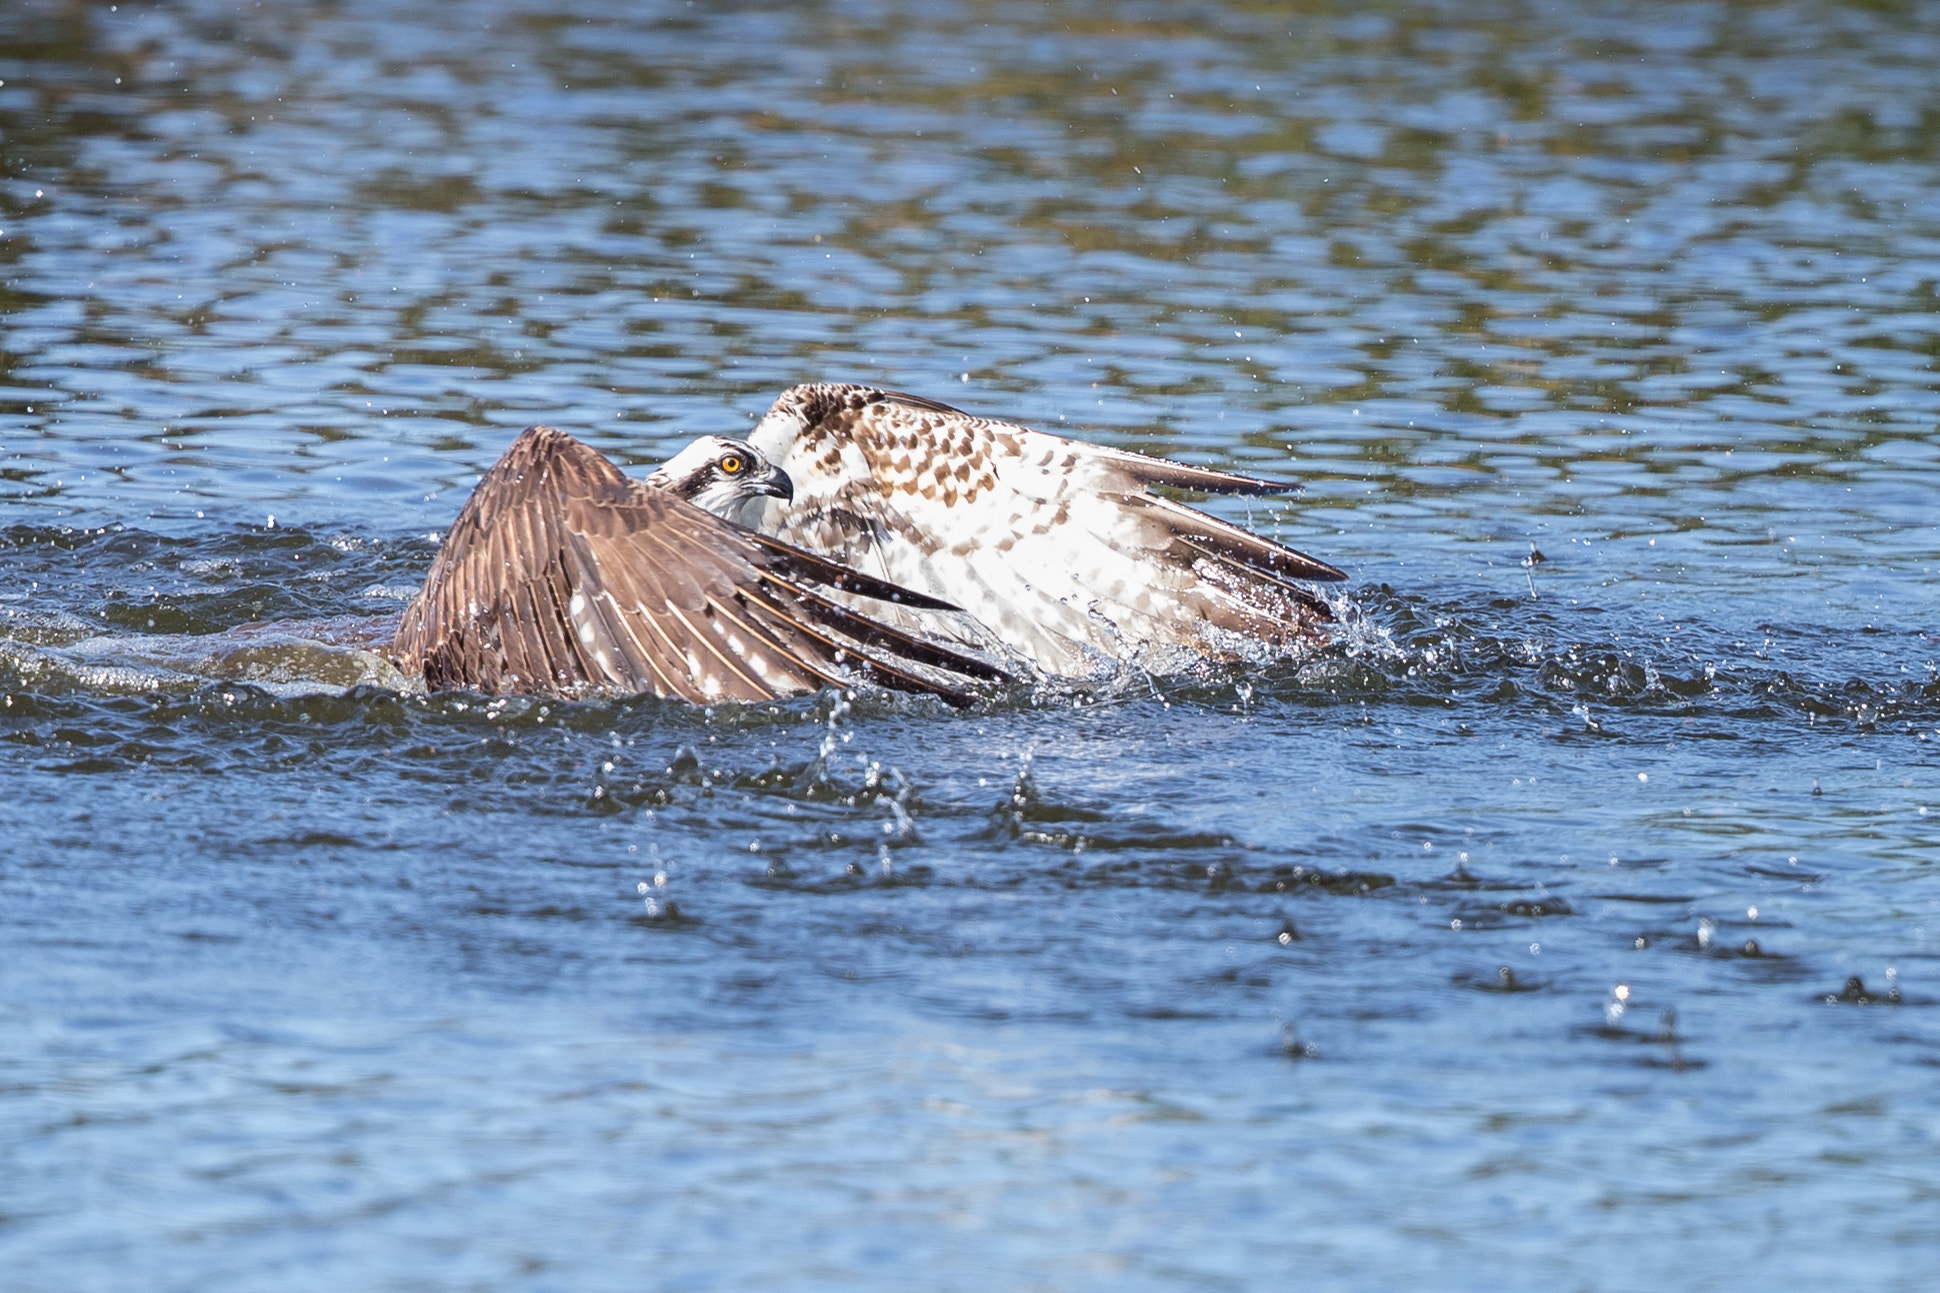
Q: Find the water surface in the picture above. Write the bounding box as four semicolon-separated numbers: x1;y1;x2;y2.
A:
2;2;1938;1288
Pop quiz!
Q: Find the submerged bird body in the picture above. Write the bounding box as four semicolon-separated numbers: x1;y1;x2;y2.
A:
393;426;1000;704
736;384;1347;678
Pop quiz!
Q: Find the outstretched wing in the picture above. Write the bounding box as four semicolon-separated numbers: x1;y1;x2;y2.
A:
745;384;1345;677
393;425;1002;704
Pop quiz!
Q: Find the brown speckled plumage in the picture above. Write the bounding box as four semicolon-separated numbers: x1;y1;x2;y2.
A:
741;384;1348;678
393;425;1002;703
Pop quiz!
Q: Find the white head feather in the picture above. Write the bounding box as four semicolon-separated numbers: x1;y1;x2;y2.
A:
645;435;793;525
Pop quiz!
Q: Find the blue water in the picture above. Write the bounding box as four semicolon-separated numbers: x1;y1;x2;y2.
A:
2;2;1937;1288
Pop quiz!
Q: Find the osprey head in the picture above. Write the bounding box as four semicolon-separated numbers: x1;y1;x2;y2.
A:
646;435;794;519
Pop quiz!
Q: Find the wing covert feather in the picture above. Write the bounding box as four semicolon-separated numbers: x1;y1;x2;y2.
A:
745;384;1346;677
394;425;1000;702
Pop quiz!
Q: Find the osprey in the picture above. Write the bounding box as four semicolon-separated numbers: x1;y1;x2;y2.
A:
392;426;1003;704
719;383;1347;678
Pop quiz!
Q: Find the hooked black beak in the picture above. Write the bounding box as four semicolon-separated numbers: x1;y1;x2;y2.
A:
754;464;794;503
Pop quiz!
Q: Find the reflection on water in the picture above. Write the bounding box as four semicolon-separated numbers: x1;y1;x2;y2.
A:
1;1;1937;1288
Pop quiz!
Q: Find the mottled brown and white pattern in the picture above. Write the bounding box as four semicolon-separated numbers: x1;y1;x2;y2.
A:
392;425;1003;704
733;384;1348;679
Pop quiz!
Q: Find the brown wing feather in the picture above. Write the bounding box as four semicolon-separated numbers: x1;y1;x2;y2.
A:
393;425;1001;703
1087;446;1305;496
750;575;1007;681
741;531;963;611
1112;493;1348;585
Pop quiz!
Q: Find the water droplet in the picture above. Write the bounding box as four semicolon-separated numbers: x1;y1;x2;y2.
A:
1605;983;1629;1024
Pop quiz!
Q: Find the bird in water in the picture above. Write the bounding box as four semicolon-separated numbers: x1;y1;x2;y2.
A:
392;426;1003;704
713;383;1347;678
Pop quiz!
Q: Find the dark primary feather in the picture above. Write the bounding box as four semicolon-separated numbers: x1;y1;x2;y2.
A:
741;533;962;611
392;425;1002;704
1103;453;1305;496
1113;492;1347;586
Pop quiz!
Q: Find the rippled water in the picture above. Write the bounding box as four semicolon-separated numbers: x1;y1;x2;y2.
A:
3;1;1938;1288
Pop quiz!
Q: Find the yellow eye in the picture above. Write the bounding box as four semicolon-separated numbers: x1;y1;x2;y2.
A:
719;454;744;475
